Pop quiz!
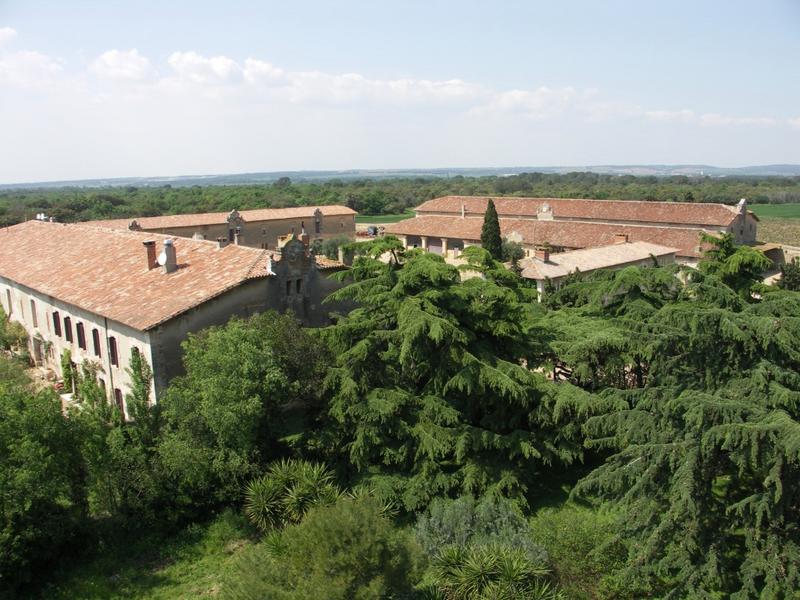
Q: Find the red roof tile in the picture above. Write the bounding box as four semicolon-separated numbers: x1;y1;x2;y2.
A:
415;195;741;228
89;205;356;231
384;215;714;258
0;221;275;330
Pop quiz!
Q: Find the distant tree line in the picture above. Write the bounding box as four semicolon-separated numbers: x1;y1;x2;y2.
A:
1;172;800;226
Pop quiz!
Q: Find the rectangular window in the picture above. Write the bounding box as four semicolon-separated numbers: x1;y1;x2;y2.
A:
109;336;118;366
30;299;38;328
76;322;86;350
53;311;62;336
92;328;101;357
113;388;124;413
286;280;291;296
64;316;73;342
296;279;302;294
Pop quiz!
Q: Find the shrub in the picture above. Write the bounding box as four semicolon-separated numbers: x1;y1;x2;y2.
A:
223;495;421;600
415;495;547;565
528;505;633;599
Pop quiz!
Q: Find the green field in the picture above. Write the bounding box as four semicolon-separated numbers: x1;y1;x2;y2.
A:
749;203;800;219
355;211;415;224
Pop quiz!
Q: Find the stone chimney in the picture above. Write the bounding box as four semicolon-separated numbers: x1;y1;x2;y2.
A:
234;227;243;246
217;237;229;249
534;246;550;262
737;198;747;214
461;203;465;218
162;239;177;273
143;240;157;270
613;233;629;244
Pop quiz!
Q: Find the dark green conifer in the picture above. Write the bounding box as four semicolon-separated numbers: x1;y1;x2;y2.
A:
480;199;503;260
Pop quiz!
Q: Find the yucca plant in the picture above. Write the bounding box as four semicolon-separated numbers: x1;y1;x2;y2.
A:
429;544;561;600
244;459;341;532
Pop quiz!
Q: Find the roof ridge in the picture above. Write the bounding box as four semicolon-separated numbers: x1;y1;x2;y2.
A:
425;194;739;209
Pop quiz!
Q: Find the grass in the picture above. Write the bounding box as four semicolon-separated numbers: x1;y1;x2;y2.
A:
749;203;800;219
355;210;415;224
31;510;254;600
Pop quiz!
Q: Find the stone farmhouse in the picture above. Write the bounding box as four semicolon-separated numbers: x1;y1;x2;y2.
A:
89;205;357;250
520;238;679;298
385;195;759;264
0;220;345;414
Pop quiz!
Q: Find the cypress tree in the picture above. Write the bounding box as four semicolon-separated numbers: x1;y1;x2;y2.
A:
480;199;503;260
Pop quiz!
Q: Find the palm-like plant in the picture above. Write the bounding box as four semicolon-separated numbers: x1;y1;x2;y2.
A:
244;459;341;532
429;544;562;600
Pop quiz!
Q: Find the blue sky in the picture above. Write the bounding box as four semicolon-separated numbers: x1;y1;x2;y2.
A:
1;0;799;183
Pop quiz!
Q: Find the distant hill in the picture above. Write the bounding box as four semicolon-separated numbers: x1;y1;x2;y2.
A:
2;164;800;189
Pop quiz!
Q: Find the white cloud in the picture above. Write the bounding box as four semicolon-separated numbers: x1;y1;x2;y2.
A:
645;109;695;122
242;58;284;85
0;27;16;45
91;49;151;81
644;109;777;127
168;51;242;84
700;113;776;127
0;50;63;87
471;86;576;119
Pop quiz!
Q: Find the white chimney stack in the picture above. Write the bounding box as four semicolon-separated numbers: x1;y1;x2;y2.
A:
162;239;177;273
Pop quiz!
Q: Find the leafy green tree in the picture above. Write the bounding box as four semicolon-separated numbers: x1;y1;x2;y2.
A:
321;247;590;510
223;495;421;600
0;358;86;593
480;198;503;260
0;307;27;351
778;256;800;290
156;312;322;510
71;358;163;523
60;349;74;393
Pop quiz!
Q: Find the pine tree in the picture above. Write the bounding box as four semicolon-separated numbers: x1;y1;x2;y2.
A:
480;199;503;260
319;245;590;511
548;265;800;597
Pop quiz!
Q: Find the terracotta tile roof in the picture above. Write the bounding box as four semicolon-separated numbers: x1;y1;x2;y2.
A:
0;221;275;331
384;215;714;258
520;241;679;280
415;195;741;228
88;205;356;231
